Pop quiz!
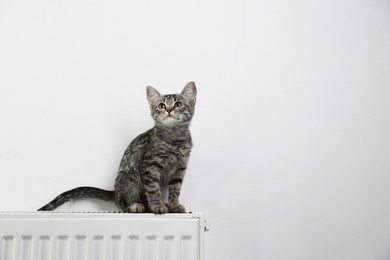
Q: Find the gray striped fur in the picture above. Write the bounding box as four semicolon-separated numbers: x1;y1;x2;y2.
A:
38;82;197;214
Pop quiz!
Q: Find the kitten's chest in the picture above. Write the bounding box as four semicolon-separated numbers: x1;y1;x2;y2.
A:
158;143;190;167
153;142;191;181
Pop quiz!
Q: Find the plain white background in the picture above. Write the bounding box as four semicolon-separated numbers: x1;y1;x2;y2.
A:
1;0;390;259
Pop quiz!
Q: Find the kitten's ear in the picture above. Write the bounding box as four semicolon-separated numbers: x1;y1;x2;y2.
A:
146;86;162;106
181;81;197;106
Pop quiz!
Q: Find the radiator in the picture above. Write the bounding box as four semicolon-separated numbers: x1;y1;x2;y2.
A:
0;212;207;260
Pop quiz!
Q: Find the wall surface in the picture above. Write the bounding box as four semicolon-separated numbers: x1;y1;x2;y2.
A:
1;0;390;259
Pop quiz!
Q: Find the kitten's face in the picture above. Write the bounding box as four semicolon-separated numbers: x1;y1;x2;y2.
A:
146;82;197;126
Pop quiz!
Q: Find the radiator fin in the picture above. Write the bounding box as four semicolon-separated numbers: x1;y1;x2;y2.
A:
74;236;86;260
162;236;175;260
19;236;31;260
180;235;195;260
110;236;122;260
56;236;68;260
127;236;140;260
145;236;157;260
1;236;14;260
38;236;50;260
92;236;104;260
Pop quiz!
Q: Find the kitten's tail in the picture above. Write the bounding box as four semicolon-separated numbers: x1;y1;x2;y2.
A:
38;186;115;211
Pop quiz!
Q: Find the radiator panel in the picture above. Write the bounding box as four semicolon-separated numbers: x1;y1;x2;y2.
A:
0;212;206;260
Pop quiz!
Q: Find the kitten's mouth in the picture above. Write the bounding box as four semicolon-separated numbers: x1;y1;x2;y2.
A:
166;115;177;120
167;114;177;119
162;115;179;124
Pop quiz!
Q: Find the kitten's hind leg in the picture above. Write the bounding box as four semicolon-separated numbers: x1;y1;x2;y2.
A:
115;172;146;213
116;185;145;213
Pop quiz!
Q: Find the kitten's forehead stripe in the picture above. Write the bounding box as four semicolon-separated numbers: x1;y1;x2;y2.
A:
163;95;179;104
164;95;177;100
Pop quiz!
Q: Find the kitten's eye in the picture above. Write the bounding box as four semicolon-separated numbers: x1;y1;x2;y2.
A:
158;103;166;109
174;102;183;108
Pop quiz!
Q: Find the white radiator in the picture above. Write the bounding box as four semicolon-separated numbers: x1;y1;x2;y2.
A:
0;212;207;260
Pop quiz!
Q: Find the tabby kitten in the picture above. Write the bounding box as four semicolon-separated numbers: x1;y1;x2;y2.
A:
39;82;197;214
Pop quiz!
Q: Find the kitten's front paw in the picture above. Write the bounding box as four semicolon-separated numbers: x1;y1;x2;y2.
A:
168;203;186;213
128;203;145;213
150;203;168;214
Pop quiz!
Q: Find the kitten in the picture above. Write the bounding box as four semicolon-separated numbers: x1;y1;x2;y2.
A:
38;82;197;214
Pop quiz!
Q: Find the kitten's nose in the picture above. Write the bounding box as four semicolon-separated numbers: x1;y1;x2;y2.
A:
166;107;173;113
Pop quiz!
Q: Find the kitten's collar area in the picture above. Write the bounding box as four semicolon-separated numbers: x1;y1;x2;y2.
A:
152;125;191;145
154;121;191;133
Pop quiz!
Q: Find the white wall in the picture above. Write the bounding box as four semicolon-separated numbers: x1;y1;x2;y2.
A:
1;0;390;259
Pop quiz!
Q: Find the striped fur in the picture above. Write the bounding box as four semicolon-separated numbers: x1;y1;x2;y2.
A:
38;82;196;214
